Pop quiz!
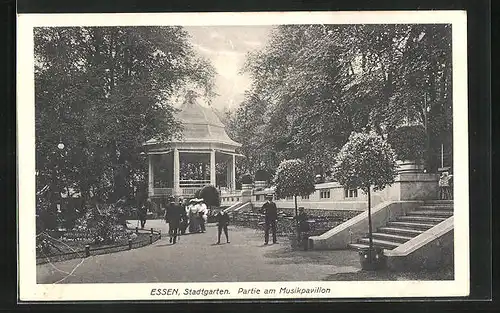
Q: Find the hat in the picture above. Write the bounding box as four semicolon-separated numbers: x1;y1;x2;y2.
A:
168;196;175;201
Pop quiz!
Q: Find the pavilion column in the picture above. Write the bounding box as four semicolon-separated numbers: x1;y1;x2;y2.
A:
173;148;180;195
148;154;154;196
210;149;216;186
226;159;231;189
231;154;236;191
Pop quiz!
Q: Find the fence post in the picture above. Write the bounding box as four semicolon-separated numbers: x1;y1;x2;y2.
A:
149;234;153;244
128;238;132;250
159;230;161;239
85;245;90;257
151;228;154;235
135;226;138;234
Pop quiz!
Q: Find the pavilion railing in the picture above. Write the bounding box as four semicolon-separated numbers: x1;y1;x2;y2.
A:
179;180;211;188
153;188;173;195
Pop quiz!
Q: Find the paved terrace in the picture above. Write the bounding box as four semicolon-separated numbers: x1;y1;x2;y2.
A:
37;220;360;284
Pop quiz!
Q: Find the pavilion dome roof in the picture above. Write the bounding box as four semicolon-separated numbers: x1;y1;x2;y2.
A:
146;94;241;148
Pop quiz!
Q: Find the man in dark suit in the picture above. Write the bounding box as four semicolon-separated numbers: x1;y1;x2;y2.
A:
215;209;230;244
165;196;182;244
262;194;278;245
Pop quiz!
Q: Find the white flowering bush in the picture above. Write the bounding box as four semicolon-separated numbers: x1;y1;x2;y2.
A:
334;131;398;193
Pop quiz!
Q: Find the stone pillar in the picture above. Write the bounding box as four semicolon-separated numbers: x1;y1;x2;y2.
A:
148;154;154;196
173;148;180;196
226;159;232;189
210;149;216;186
231;154;236;191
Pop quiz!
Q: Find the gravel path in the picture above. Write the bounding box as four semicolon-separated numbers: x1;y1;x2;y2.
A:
37;219;361;284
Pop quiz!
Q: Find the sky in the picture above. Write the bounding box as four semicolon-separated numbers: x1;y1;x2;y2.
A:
185;26;273;112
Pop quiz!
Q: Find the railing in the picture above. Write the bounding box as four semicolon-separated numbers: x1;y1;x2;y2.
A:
182;188;199;196
153;188;173;195
179;180;211;188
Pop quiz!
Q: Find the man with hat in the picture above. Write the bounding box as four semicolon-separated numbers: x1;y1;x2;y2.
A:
165;196;183;244
262;194;278;245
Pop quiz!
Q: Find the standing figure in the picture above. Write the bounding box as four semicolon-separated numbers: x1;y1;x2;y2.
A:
179;198;189;235
165;196;182;244
294;207;310;250
439;172;451;200
188;199;200;233
215;209;230;244
138;199;149;229
262;194;278;245
198;200;208;233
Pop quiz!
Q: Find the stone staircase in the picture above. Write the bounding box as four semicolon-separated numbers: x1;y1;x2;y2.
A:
348;200;453;251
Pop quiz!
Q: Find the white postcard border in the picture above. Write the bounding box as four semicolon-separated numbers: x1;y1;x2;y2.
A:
17;10;469;301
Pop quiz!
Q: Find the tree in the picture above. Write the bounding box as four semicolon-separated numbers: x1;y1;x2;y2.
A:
199;185;221;208
233;24;452;176
273;159;315;219
34;26;216;216
333;131;398;262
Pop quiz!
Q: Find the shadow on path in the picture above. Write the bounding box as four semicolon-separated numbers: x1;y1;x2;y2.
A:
322;267;454;281
262;244;360;267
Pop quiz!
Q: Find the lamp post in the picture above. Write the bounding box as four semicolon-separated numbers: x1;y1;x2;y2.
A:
56;141;65;230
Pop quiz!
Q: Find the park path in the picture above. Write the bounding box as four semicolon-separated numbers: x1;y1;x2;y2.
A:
37;220;360;284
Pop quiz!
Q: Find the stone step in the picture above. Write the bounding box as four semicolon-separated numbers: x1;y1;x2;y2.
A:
371;232;414;243
424;200;454;205
358;238;400;249
387;221;436;230
417;205;454;211
348;243;370;250
408;210;454;218
378;226;424;236
397;215;446;223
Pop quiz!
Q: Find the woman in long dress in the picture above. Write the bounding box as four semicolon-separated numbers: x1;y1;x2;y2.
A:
188;199;201;233
198;201;208;233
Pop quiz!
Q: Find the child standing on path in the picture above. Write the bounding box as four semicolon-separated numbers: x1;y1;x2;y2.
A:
215;209;230;244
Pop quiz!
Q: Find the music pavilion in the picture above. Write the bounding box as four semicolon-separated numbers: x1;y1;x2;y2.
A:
143;92;242;204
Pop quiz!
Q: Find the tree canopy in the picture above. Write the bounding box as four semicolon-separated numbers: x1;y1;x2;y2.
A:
273;159;316;199
35;26;216;206
333;131;398;192
226;24;452;177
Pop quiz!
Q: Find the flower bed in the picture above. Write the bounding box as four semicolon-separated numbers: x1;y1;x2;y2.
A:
36;228;160;265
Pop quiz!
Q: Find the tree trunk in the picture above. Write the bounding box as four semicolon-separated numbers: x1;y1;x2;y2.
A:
294;195;298;218
294;195;299;241
367;187;373;263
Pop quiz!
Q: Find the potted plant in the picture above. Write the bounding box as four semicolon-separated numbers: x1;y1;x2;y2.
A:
334;131;398;270
387;125;426;173
240;173;253;191
254;169;270;190
273;159;316;247
358;246;387;270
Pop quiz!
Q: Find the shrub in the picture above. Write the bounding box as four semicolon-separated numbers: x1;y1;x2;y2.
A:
75;204;128;245
200;184;221;207
387;125;426;161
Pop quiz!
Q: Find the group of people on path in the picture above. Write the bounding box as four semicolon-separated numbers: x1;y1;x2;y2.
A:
163;196;231;245
147;193;309;247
